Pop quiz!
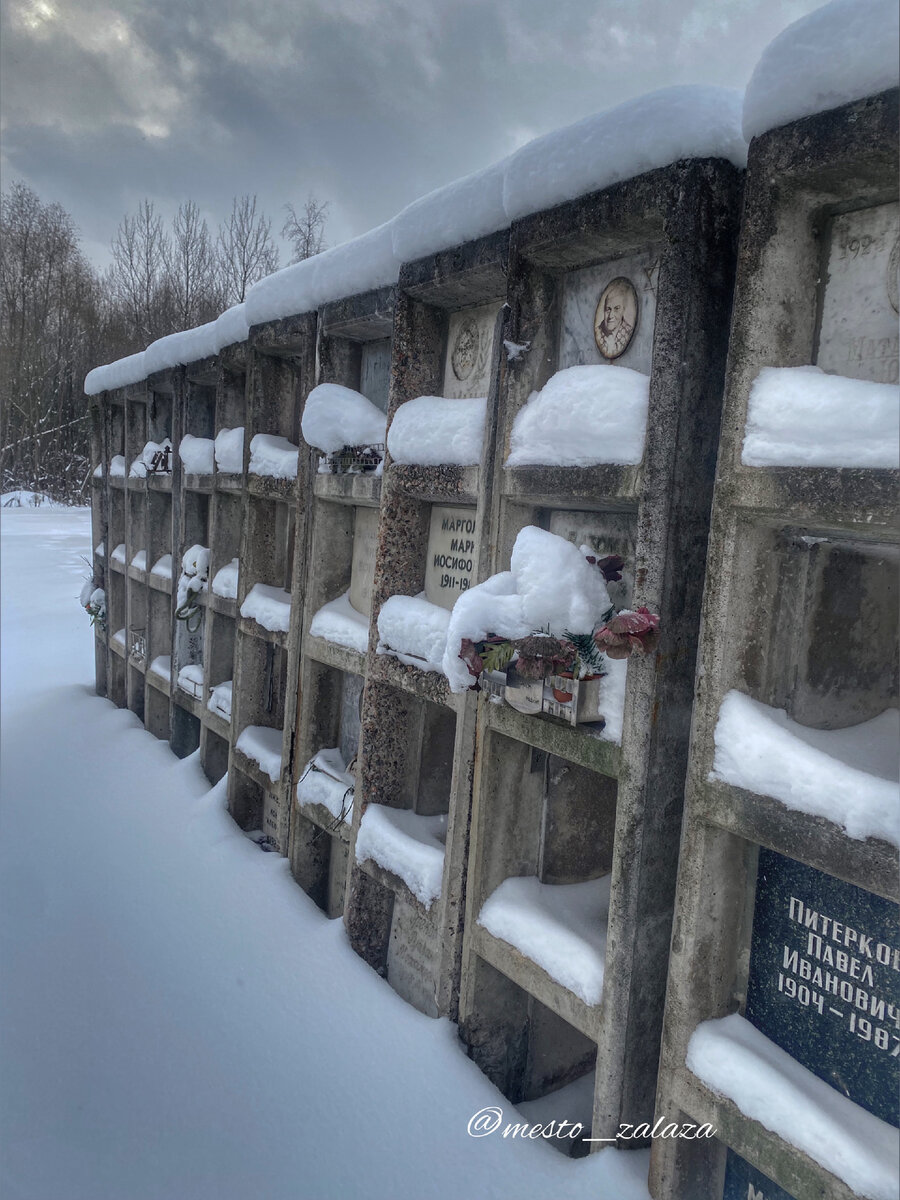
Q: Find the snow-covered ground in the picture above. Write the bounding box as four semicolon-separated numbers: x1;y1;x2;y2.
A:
0;505;649;1200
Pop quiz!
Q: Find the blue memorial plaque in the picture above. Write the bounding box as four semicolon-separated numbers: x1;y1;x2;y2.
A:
746;849;899;1127
723;1149;797;1200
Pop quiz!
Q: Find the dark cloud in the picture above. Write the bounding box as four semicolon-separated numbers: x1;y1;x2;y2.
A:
1;0;821;269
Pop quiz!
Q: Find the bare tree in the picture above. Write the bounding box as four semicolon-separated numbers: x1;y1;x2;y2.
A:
0;182;102;502
282;194;328;264
166;200;221;330
109;199;172;346
216;195;279;306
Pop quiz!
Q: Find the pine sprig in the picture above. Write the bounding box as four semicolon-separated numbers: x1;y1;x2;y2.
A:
563;629;605;678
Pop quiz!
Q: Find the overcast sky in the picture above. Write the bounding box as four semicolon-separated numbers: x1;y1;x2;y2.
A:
1;0;822;270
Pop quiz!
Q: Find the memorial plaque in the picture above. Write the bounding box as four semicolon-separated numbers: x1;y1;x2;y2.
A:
424;505;478;610
338;670;364;766
548;509;635;611
442;303;500;399
559;247;660;374
386;894;442;1017
817;202;899;384
349;506;379;617
746;848;900;1126
723;1150;797;1200
360;338;391;413
262;789;285;852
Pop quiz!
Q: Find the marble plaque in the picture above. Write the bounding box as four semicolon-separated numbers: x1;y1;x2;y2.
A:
386;894;441;1017
349;506;379;617
442;303;500;399
338;670;364;765
723;1150;797;1200
560;247;661;374
360;338;391;414
817;202;899;384
548;509;636;610
424;505;478;610
746;849;899;1126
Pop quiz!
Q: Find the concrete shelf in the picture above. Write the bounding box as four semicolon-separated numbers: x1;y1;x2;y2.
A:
213;473;243;492
388;463;479;505
482;699;620;780
312;473;382;504
695;778;899;902
469;930;601;1042
500;464;641;507
302;634;366;677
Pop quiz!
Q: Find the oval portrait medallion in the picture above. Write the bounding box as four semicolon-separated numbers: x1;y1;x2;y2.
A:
594;276;639;360
451;318;480;381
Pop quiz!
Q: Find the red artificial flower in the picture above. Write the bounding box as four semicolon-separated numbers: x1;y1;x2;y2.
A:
597;554;625;582
593;607;660;659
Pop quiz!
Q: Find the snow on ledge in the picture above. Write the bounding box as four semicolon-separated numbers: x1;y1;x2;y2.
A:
207;680;233;721
240;583;292;633
711;691;900;847
507;365;649;468
150;554;173;579
478;875;611;1007
235;725;283;782
248;433;299;479
211;558;239;600
743;0;899;141
296;749;355;823
177;663;205;699
309;591;370;655
687;1013;900;1200
148;655;171;682
742;366;900;469
387;395;486;467
442;526;611;693
597;656;628;745
130;550;147;570
377;594;450;674
214;427;244;473
180;435;215;475
355;806;446;908
109;456;126;478
301;383;387;454
110;543;126;565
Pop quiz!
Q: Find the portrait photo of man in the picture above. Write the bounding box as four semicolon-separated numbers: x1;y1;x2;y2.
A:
594;276;639;360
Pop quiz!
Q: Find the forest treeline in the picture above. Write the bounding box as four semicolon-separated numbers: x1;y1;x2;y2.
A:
0;185;327;504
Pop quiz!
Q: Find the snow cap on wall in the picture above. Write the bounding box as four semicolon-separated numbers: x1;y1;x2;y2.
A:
502;85;746;223
742;0;900;141
391;158;509;265
214;303;250;352
245;221;399;328
143;322;219;377
87;83;748;388
84;351;147;396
